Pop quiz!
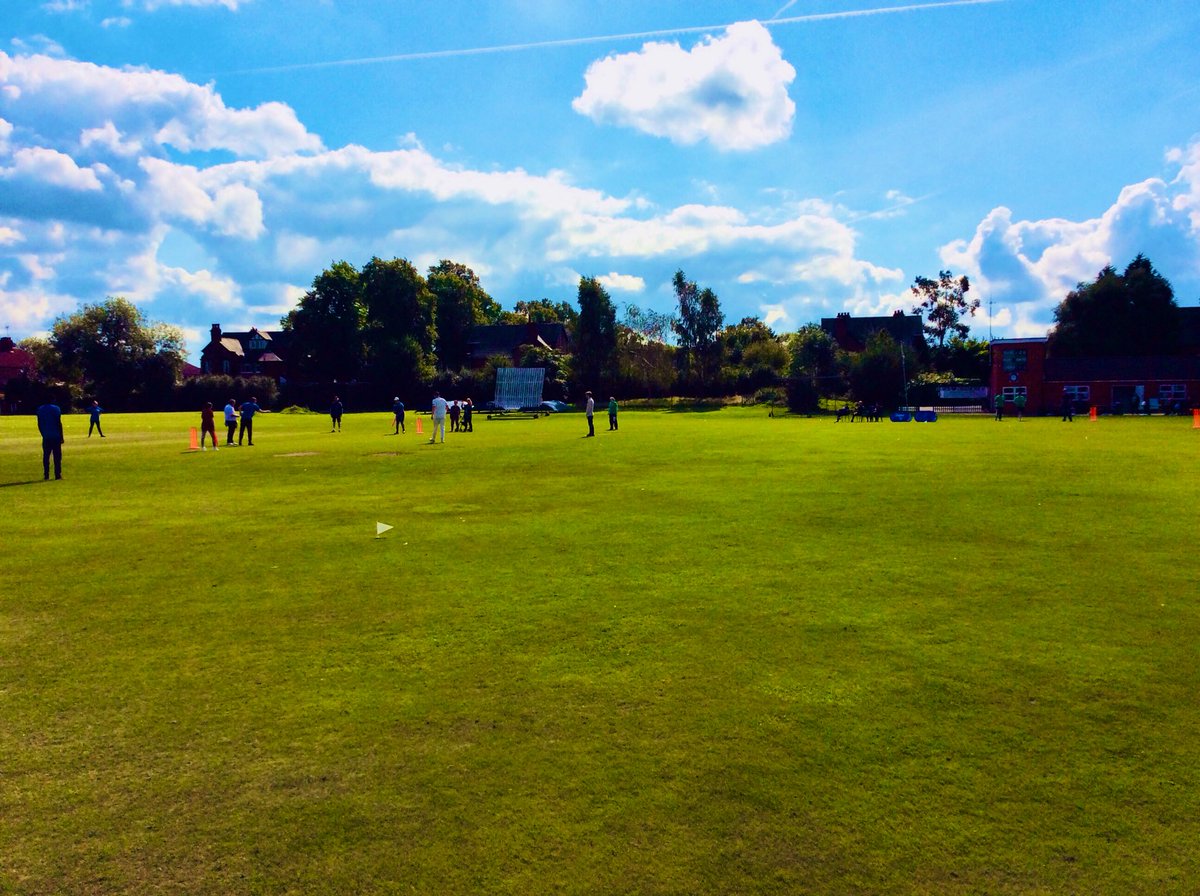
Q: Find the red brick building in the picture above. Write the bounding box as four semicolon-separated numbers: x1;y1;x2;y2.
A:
0;337;38;414
990;311;1200;415
199;324;291;382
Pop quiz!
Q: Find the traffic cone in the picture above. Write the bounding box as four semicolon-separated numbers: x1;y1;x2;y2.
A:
1089;406;1097;421
1193;408;1200;429
189;427;200;450
416;417;424;435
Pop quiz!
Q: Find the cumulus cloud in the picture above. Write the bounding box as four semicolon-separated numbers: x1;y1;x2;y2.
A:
1;146;104;190
572;20;795;151
596;272;645;292
942;140;1200;333
134;0;246;10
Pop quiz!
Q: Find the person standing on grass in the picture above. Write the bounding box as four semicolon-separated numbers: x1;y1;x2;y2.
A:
37;400;64;480
1061;392;1074;422
429;391;448;444
1014;392;1026;422
200;402;219;450
238;396;261;446
224;399;238;445
608;396;618;431
87;400;105;438
330;395;343;432
993;393;1004;421
392;397;405;434
450;400;461;433
584;391;595;437
462;398;473;432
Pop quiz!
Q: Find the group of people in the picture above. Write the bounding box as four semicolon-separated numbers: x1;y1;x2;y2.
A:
583;393;619;436
834;402;883;423
426;393;474;443
198;397;261;449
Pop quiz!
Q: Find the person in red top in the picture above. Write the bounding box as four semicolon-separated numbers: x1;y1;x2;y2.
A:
200;402;219;450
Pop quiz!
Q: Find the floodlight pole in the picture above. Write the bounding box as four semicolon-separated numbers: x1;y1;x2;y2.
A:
901;344;909;409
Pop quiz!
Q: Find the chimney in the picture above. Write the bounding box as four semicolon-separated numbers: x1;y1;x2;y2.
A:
210;324;222;343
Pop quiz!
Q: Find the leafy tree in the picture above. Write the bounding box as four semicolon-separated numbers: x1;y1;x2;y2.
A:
517;343;570;401
49;297;184;410
671;270;724;391
622;303;675;345
929;335;991;381
844;331;907;408
718;317;787;394
361;256;437;391
500;299;579;328
282;260;366;383
427;260;500;371
1048;254;1178;357
574;276;618;391
615;324;675;399
16;336;59;379
909;269;977;348
786;324;840;412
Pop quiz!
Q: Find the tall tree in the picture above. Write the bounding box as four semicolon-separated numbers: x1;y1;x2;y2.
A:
282;260;366;382
909;270;977;348
786;324;840;412
501;299;579;327
49;297;184;410
670;270;724;390
427;260;500;371
1048;254;1178;357
844;330;907;407
574;276;618;391
361;256;437;390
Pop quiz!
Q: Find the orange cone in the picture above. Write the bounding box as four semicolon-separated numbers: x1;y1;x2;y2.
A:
189;427;200;450
1089;406;1097;421
416;417;424;435
1193;408;1200;429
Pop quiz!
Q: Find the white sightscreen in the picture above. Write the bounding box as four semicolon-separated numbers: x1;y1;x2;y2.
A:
494;367;545;410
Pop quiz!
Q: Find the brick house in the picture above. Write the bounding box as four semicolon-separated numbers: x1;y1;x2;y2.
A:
0;337;38;414
465;322;571;368
990;308;1200;414
820;310;926;353
199;324;291;382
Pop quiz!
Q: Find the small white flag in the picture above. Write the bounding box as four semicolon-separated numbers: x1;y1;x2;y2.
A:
376;522;394;537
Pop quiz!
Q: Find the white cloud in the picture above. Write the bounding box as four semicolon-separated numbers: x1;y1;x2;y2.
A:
596;272;645;292
81;121;143;157
131;0;246;10
1;146;104;190
0;224;21;244
573;20;795;151
0;117;11;151
102;17;133;27
942;140;1200;334
139;157;264;238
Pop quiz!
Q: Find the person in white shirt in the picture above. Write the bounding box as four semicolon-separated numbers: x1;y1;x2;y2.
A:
430;391;449;443
584;391;595;437
223;399;238;446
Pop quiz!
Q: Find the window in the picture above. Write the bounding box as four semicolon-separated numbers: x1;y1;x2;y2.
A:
248;336;267;350
222;360;230;374
1158;384;1187;401
1062;385;1089;401
1002;386;1027;400
1001;348;1027;372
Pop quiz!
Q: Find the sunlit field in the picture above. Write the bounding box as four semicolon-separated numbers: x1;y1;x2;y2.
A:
2;408;1198;895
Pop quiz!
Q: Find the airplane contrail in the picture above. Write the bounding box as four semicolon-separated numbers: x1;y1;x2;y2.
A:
226;0;1008;75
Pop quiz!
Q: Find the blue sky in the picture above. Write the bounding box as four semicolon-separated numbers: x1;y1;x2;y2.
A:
2;0;1200;362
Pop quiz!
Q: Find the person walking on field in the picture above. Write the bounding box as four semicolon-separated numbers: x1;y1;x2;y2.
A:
1014;392;1027;422
584;391;595;437
429;391;448;444
330;395;343;432
993;393;1004;421
87;400;105;438
1061;392;1074;422
224;399;238;445
392;397;405;434
200;402;219;450
608;396;619;431
462;398;473;432
450;400;461;433
238;396;261;446
37;400;65;480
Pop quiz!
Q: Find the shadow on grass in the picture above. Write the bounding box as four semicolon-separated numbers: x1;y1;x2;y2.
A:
0;480;46;488
663;402;726;413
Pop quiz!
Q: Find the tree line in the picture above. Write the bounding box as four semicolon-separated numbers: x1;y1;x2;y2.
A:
10;253;1181;414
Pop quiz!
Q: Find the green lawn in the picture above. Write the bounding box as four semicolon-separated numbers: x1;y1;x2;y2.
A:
2;408;1198;895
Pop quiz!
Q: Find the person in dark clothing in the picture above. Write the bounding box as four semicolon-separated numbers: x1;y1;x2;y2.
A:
450;401;461;432
392;398;405;434
462;398;473;432
238;397;261;446
330;396;343;432
1061;393;1074;422
87;400;105;437
37;402;65;480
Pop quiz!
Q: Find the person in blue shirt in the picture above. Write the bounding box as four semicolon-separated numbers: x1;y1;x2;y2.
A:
330;395;343;432
37;401;65;480
87;400;105;437
238;397;261;446
392;397;405;434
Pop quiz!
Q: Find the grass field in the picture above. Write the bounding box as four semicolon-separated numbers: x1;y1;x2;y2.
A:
2;407;1198;895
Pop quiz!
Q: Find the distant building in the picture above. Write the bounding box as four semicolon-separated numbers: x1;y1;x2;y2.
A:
990;308;1200;414
465;322;571;368
821;310;925;353
0;337;38;414
199;324;291;382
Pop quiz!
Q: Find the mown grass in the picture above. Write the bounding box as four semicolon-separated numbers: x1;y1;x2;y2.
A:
1;408;1198;895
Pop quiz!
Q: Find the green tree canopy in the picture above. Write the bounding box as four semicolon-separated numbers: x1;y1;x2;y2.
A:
574;276;618;392
361;256;437;390
1048;254;1178;357
282;260;366;383
49;297;184;410
427;260;500;371
909;270;977;347
671;270;724;390
500;299;579;328
844;331;907;408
